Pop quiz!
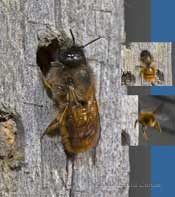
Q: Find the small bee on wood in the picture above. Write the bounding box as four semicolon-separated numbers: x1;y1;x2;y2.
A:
37;29;101;160
121;129;130;146
121;71;136;86
138;50;164;86
135;103;163;140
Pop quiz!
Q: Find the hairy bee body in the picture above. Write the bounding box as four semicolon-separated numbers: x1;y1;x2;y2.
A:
135;111;161;140
44;63;92;104
44;62;100;155
139;50;164;85
37;29;101;158
60;87;100;154
141;65;156;83
139;112;159;129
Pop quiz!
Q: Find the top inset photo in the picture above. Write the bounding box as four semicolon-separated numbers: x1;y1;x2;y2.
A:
121;42;175;86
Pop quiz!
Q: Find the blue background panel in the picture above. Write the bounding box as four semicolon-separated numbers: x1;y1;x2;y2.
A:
151;0;175;41
151;86;175;95
151;146;175;197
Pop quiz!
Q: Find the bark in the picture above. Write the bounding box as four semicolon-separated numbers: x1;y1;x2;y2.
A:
121;96;139;146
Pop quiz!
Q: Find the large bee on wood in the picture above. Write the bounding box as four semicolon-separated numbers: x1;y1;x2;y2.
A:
37;28;101;160
135;103;163;140
138;50;164;86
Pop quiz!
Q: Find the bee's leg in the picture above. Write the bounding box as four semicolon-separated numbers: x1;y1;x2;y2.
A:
151;82;155;86
57;105;69;124
42;77;53;98
143;131;148;141
41;105;68;140
154;121;161;133
40;118;60;140
65;152;76;174
142;126;149;141
43;78;52;89
58;151;76;190
68;88;80;105
65;151;76;161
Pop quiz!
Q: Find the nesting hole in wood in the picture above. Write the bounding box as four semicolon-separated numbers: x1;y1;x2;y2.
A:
0;105;25;171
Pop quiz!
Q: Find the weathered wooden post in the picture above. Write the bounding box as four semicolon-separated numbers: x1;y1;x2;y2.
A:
0;0;139;196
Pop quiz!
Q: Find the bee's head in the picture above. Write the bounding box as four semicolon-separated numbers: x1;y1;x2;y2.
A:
58;29;101;67
59;45;86;67
140;50;153;66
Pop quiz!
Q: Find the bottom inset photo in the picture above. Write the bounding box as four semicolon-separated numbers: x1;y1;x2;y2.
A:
122;96;175;146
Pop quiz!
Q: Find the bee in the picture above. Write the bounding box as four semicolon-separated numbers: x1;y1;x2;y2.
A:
121;71;136;86
134;103;163;140
138;50;164;86
37;29;101;160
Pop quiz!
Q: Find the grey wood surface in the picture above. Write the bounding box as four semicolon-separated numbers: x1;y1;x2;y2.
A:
0;0;138;196
122;43;172;86
121;96;139;146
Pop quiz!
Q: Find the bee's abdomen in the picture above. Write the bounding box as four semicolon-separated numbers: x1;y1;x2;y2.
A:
143;74;156;82
60;102;100;154
143;67;156;82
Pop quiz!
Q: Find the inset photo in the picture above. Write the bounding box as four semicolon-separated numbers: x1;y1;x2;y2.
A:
138;96;175;145
122;96;175;146
121;43;172;86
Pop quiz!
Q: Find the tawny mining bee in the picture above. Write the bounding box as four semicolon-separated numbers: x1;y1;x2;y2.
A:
138;50;164;86
37;28;101;159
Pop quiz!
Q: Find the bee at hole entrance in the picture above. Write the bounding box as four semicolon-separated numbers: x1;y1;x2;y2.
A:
37;28;101;164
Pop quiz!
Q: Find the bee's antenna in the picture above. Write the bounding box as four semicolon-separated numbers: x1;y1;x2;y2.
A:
81;37;102;48
70;29;75;45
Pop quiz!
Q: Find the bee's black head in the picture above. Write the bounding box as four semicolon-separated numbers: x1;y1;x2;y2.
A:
140;50;153;66
58;45;86;67
58;29;101;67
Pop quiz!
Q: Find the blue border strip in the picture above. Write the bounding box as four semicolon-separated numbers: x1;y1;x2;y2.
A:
151;146;175;197
151;0;175;41
151;87;175;95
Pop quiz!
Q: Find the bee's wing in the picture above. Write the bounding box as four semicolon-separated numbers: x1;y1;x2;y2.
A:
153;102;164;114
140;103;164;116
157;113;169;122
66;87;100;152
131;72;136;83
135;65;143;72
